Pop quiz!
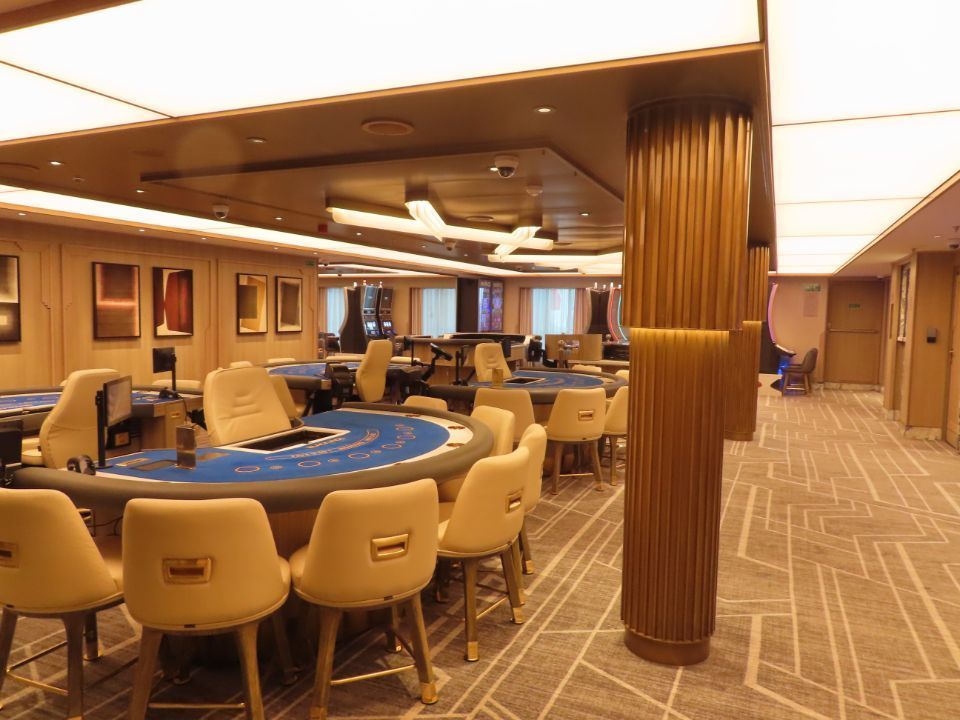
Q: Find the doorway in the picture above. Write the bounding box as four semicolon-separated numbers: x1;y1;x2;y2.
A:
824;279;885;385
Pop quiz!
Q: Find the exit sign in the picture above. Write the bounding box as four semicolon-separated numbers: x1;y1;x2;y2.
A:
804;283;821;292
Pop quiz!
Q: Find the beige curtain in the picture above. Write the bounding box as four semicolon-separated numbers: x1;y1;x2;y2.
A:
574;287;591;334
518;287;533;335
409;287;423;335
317;285;328;333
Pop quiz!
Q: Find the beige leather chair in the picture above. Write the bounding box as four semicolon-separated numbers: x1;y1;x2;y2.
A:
123;498;291;720
270;374;301;423
203;366;290;445
0;488;123;718
290;479;440;718
403;395;448;412
474;387;536;443
473;343;512;383
579;334;603;362
545;388;606;494
151;377;203;391
517;424;548;575
615;369;629;382
602;386;629;487
268;357;296;364
437;448;528;661
21;368;120;468
438;405;515;503
571;364;602;373
355;339;393;402
229;360;254;368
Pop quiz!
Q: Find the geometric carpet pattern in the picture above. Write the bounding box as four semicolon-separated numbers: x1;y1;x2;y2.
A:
3;387;959;718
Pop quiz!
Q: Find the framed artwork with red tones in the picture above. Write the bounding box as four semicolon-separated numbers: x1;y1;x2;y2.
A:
152;267;194;337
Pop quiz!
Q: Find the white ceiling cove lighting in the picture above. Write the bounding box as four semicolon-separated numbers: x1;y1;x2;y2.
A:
404;199;446;242
0;1;758;124
776;199;921;238
489;251;622;275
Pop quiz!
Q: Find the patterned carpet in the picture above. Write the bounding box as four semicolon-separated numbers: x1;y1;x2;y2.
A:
3;386;960;719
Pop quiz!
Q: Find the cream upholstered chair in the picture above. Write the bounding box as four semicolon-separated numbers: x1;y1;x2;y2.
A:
473;342;512;382
268;357;296;364
355;339;393;402
203;366;291;445
21;368;120;468
571;364;602;373
615;369;629;382
602;386;629;486
438;405;514;503
0;488;123;718
474;387;535;444
151;377;203;391
579;334;603;362
516;424;548;575
229;360;254;368
545;388;606;494
438;448;528;661
290;479;439;718
124;498;291;720
403;395;448;412
270;375;301;423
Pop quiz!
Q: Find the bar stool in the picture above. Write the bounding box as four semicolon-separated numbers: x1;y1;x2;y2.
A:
0;488;124;719
438;405;514;502
474;387;536;444
517;424;548;575
438;447;529;661
289;479;440;720
123;498;291;720
602;386;629;486
402;395;448;412
545;388;606;494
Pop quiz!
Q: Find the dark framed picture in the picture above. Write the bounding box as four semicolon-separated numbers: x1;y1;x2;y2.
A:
237;273;268;334
275;276;302;333
0;255;21;343
93;262;141;339
152;267;194;337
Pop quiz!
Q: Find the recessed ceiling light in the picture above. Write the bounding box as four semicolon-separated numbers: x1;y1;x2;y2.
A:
580;211;590;217
72;176;84;183
535;105;555;114
274;216;284;221
466;215;494;223
16;212;26;216
138;228;145;232
934;234;942;238
488;166;498;172
48;160;63;166
135;188;145;193
361;119;414;136
246;136;267;144
355;231;363;236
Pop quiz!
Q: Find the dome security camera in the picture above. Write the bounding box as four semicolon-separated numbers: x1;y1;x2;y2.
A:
493;154;519;179
212;203;230;220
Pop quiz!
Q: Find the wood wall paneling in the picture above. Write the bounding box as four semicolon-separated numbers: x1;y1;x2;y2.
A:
946;269;960;447
823;279;885;386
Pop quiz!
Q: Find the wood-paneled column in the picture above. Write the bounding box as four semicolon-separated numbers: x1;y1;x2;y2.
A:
621;99;752;665
724;244;770;440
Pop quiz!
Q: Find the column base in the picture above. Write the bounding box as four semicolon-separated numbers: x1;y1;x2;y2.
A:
624;628;711;666
724;430;754;442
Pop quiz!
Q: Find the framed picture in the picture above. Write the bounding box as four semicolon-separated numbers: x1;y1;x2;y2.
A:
275;276;302;333
0;255;21;343
236;273;268;334
152;267;194;337
93;262;140;339
897;263;910;341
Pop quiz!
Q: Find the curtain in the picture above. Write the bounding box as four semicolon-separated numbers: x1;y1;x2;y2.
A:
421;288;456;336
518;287;533;335
574;287;591;334
326;287;346;335
409;287;423;335
531;288;576;337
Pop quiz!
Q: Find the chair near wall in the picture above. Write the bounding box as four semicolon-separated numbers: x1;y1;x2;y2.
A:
289;479;440;719
355;339;393;402
578;334;603;362
21;368;120;468
0;488;124;719
545;388;607;494
402;395;448;412
782;348;818;395
438;406;514;502
473;343;513;382
437;448;529;661
473;387;536;444
516;424;548;575
601;386;629;486
615;369;629;383
123;498;291;720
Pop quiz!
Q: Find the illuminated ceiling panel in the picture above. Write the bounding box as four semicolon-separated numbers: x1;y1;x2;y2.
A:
0;0;759;118
0;62;163;142
776;236;874;258
776;199;920;238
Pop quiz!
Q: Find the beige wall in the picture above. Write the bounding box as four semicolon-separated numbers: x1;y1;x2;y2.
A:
770;277;829;382
0;218;317;387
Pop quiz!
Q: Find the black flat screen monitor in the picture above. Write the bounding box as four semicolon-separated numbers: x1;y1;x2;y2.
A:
103;376;133;427
152;346;176;373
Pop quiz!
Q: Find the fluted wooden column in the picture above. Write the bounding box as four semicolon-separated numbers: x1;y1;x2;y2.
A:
621;99;752;665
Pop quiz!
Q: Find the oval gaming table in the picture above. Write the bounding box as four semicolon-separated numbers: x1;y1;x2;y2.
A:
264;360;424;410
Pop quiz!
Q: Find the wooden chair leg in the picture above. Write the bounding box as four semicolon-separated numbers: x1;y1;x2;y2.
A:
0;609;18;707
309;607;342;720
270;612;299;686
462;559;479;662
83;612;101;662
404;594;438;705
509;541;526;605
519;519;534;575
128;627;163;720
63;613;86;720
550;441;563;495
499;544;525;625
236;622;265;720
589;440;604;492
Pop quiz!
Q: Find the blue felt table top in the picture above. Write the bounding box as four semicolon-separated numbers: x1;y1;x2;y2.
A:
102;408;454;484
470;370;605;389
269;362;411;378
0;390;191;415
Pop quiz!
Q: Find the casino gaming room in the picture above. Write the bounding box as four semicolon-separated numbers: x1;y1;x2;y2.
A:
1;3;960;720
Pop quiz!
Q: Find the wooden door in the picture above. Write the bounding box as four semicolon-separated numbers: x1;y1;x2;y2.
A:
824;279;885;384
946;271;960;448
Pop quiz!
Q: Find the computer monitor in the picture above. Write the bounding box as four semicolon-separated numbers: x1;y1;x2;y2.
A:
96;376;133;468
152;347;178;397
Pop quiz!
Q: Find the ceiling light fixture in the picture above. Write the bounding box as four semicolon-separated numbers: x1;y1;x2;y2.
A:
16;211;26;216
579;211;590;217
246;136;267;144
361;119;414;136
274;216;283;221
404;199;446;241
535;106;555;114
135;188;145;193
48;160;63;166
